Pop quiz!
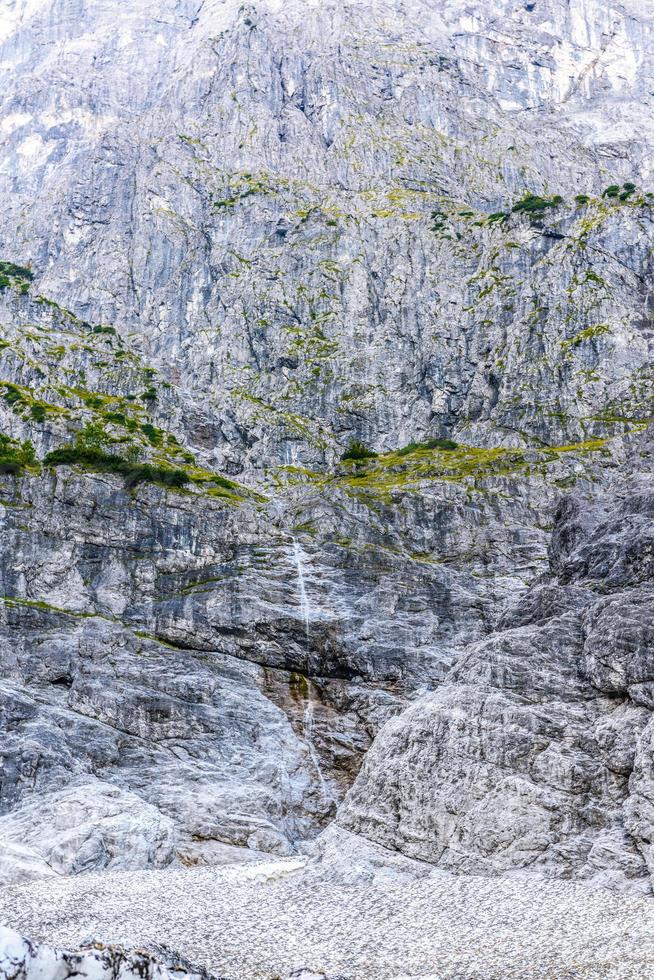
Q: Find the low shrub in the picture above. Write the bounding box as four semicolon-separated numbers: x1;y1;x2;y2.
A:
44;445;190;489
397;437;458;456
208;473;239;492
0;434;36;474
512;193;563;216
431;211;448;233
30;404;47;422
341;439;377;461
2;383;25;406
0;261;34;285
104;411;127;425
141;422;161;445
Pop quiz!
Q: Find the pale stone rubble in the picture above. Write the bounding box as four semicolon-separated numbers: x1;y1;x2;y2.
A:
3;847;654;978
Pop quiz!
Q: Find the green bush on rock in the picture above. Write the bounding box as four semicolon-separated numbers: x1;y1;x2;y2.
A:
0;434;37;475
0;261;34;295
44;445;190;489
341;439;378;461
397;438;458;456
512;193;563;217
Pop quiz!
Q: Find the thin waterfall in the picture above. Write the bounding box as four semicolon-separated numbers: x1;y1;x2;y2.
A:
290;535;336;810
291;537;311;639
303;698;336;807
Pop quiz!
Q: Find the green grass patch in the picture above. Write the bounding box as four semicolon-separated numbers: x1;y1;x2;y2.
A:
0;261;34;295
324;438;609;502
1;382;53;421
512;193;563;217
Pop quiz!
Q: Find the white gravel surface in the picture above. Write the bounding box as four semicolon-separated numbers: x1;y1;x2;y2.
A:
1;858;653;979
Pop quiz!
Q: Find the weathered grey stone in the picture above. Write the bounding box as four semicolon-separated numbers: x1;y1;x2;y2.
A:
0;926;221;980
338;428;654;891
0;782;176;885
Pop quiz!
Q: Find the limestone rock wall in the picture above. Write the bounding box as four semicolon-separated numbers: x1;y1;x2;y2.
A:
0;0;653;893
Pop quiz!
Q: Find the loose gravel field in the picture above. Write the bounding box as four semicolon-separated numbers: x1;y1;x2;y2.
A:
1;858;653;979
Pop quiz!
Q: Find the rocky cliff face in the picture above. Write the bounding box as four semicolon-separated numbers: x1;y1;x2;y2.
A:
0;0;653;894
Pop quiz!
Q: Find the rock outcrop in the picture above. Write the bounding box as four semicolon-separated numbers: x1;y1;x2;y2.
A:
0;926;221;980
339;428;654;890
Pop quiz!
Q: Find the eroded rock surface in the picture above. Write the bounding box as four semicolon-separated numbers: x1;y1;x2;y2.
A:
339;429;654;890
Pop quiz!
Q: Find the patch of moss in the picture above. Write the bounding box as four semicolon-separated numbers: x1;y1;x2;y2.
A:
512;193;563;218
487;211;509;224
1;382;54;421
323;438;609;502
0;596;93;616
1;382;24;407
141;422;163;445
562;323;611;349
92;324;119;340
30;404;46;422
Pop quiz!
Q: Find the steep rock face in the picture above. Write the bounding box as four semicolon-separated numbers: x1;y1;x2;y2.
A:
339;428;654;891
1;413;589;875
0;0;653;893
1;0;654;473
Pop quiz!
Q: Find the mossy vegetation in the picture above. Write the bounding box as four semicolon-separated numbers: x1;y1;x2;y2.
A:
0;279;257;502
0;382;58;421
40;418;251;499
432;180;651;248
562;323;611;349
512;193;563;218
213;171;281;210
30;404;47;422
325;438;609;503
602;182;640;201
397;437;458;455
